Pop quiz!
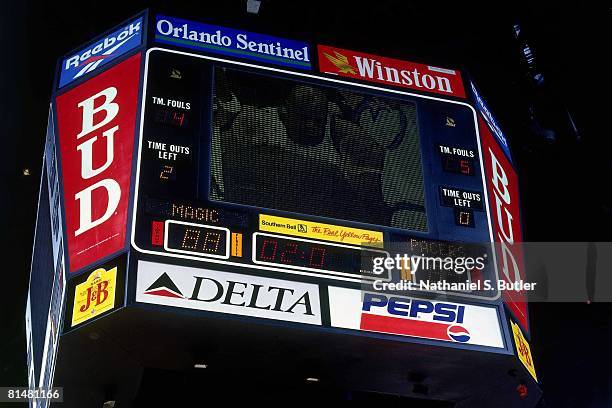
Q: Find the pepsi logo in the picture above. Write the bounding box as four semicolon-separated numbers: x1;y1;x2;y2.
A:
447;325;470;342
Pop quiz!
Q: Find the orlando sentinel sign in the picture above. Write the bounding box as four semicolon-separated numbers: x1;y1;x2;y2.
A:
155;15;311;70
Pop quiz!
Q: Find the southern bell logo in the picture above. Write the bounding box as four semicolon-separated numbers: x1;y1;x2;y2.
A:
318;45;466;98
59;17;143;88
136;262;322;325
360;293;471;343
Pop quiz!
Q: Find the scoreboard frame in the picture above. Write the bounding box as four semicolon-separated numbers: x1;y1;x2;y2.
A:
45;10;528;354
26;12;542;408
129;47;502;303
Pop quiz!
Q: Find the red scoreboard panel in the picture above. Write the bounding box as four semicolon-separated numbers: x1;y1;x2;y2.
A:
56;53;141;272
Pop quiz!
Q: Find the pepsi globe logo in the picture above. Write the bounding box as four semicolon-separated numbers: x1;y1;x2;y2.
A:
447;325;470;343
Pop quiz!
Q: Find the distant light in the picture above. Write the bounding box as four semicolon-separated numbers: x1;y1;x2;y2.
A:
533;73;544;86
194;363;208;369
306;377;319;382
22;168;31;176
246;0;262;14
517;384;528;399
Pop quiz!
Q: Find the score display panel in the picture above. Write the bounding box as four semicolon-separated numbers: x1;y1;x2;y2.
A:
132;48;501;302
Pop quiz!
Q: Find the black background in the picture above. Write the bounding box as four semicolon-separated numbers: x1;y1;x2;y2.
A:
1;1;610;406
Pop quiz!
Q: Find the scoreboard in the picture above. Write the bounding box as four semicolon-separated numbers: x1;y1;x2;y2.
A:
131;48;501;299
27;11;539;407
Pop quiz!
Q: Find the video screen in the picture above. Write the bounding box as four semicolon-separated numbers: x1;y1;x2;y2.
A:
210;67;428;232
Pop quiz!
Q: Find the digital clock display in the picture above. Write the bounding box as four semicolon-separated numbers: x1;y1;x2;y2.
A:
253;233;389;279
164;220;229;259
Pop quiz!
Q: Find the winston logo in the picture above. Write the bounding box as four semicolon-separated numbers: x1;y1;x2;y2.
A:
136;262;322;325
318;45;466;98
322;50;356;74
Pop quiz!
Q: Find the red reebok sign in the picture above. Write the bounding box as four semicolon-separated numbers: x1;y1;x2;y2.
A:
318;45;466;98
56;53;141;272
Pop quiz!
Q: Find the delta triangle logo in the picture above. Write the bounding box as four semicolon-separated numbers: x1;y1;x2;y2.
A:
143;272;184;299
322;50;356;74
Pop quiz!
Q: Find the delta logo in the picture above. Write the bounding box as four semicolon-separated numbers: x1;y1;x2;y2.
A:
318;45;466;98
59;17;143;88
142;271;314;316
143;272;185;299
360;293;471;343
136;263;323;325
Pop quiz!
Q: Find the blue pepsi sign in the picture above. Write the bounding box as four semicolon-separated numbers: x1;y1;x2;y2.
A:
59;17;143;88
155;15;311;70
470;81;513;163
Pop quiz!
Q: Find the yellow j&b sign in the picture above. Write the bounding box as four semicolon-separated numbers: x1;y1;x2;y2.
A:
511;320;537;382
71;266;117;327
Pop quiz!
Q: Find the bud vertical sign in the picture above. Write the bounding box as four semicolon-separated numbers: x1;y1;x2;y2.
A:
480;116;529;334
56;53;141;272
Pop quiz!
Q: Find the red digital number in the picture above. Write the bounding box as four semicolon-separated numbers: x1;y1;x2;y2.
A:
280;243;298;264
443;156;456;172
260;239;278;262
172;112;186;126
460;159;472;175
308;247;326;268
